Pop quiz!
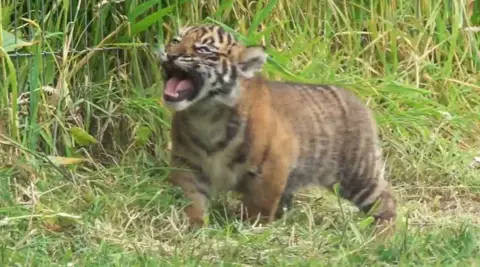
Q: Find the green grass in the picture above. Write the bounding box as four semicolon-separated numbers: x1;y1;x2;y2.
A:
1;0;480;265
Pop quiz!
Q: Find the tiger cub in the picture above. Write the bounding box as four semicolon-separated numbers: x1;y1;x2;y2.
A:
157;24;397;230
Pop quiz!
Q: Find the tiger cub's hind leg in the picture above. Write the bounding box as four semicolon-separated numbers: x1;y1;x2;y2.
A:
338;155;397;236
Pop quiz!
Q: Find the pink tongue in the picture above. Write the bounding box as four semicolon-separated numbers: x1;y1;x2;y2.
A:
164;77;194;97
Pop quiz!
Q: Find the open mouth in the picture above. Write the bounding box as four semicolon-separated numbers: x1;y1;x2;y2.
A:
162;65;202;103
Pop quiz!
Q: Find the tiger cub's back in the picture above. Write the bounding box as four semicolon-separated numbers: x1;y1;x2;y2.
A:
266;81;394;221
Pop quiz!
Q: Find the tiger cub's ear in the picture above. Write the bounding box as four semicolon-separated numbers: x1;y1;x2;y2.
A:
237;45;267;78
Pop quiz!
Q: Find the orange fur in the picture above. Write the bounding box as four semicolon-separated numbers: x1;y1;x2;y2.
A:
235;78;299;223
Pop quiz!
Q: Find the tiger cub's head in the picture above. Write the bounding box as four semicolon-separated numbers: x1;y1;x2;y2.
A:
157;24;267;111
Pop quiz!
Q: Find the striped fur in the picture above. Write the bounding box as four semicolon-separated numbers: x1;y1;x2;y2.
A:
159;24;397;229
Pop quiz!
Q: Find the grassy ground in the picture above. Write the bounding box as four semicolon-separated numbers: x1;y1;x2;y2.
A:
1;0;480;266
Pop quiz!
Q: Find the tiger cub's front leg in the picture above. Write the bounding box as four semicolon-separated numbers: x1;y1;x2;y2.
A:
237;112;297;224
168;157;210;227
239;144;292;224
240;162;290;224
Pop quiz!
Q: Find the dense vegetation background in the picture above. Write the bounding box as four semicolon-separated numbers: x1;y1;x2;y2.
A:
1;0;480;265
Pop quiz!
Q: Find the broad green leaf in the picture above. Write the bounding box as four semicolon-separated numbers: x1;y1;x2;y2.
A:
380;82;433;95
1;3;15;28
212;0;234;20
358;216;375;230
44;32;64;40
135;125;153;146
349;222;365;243
82;191;96;204
130;5;176;36
128;0;160;23
1;28;37;52
70;127;97;146
247;0;278;39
